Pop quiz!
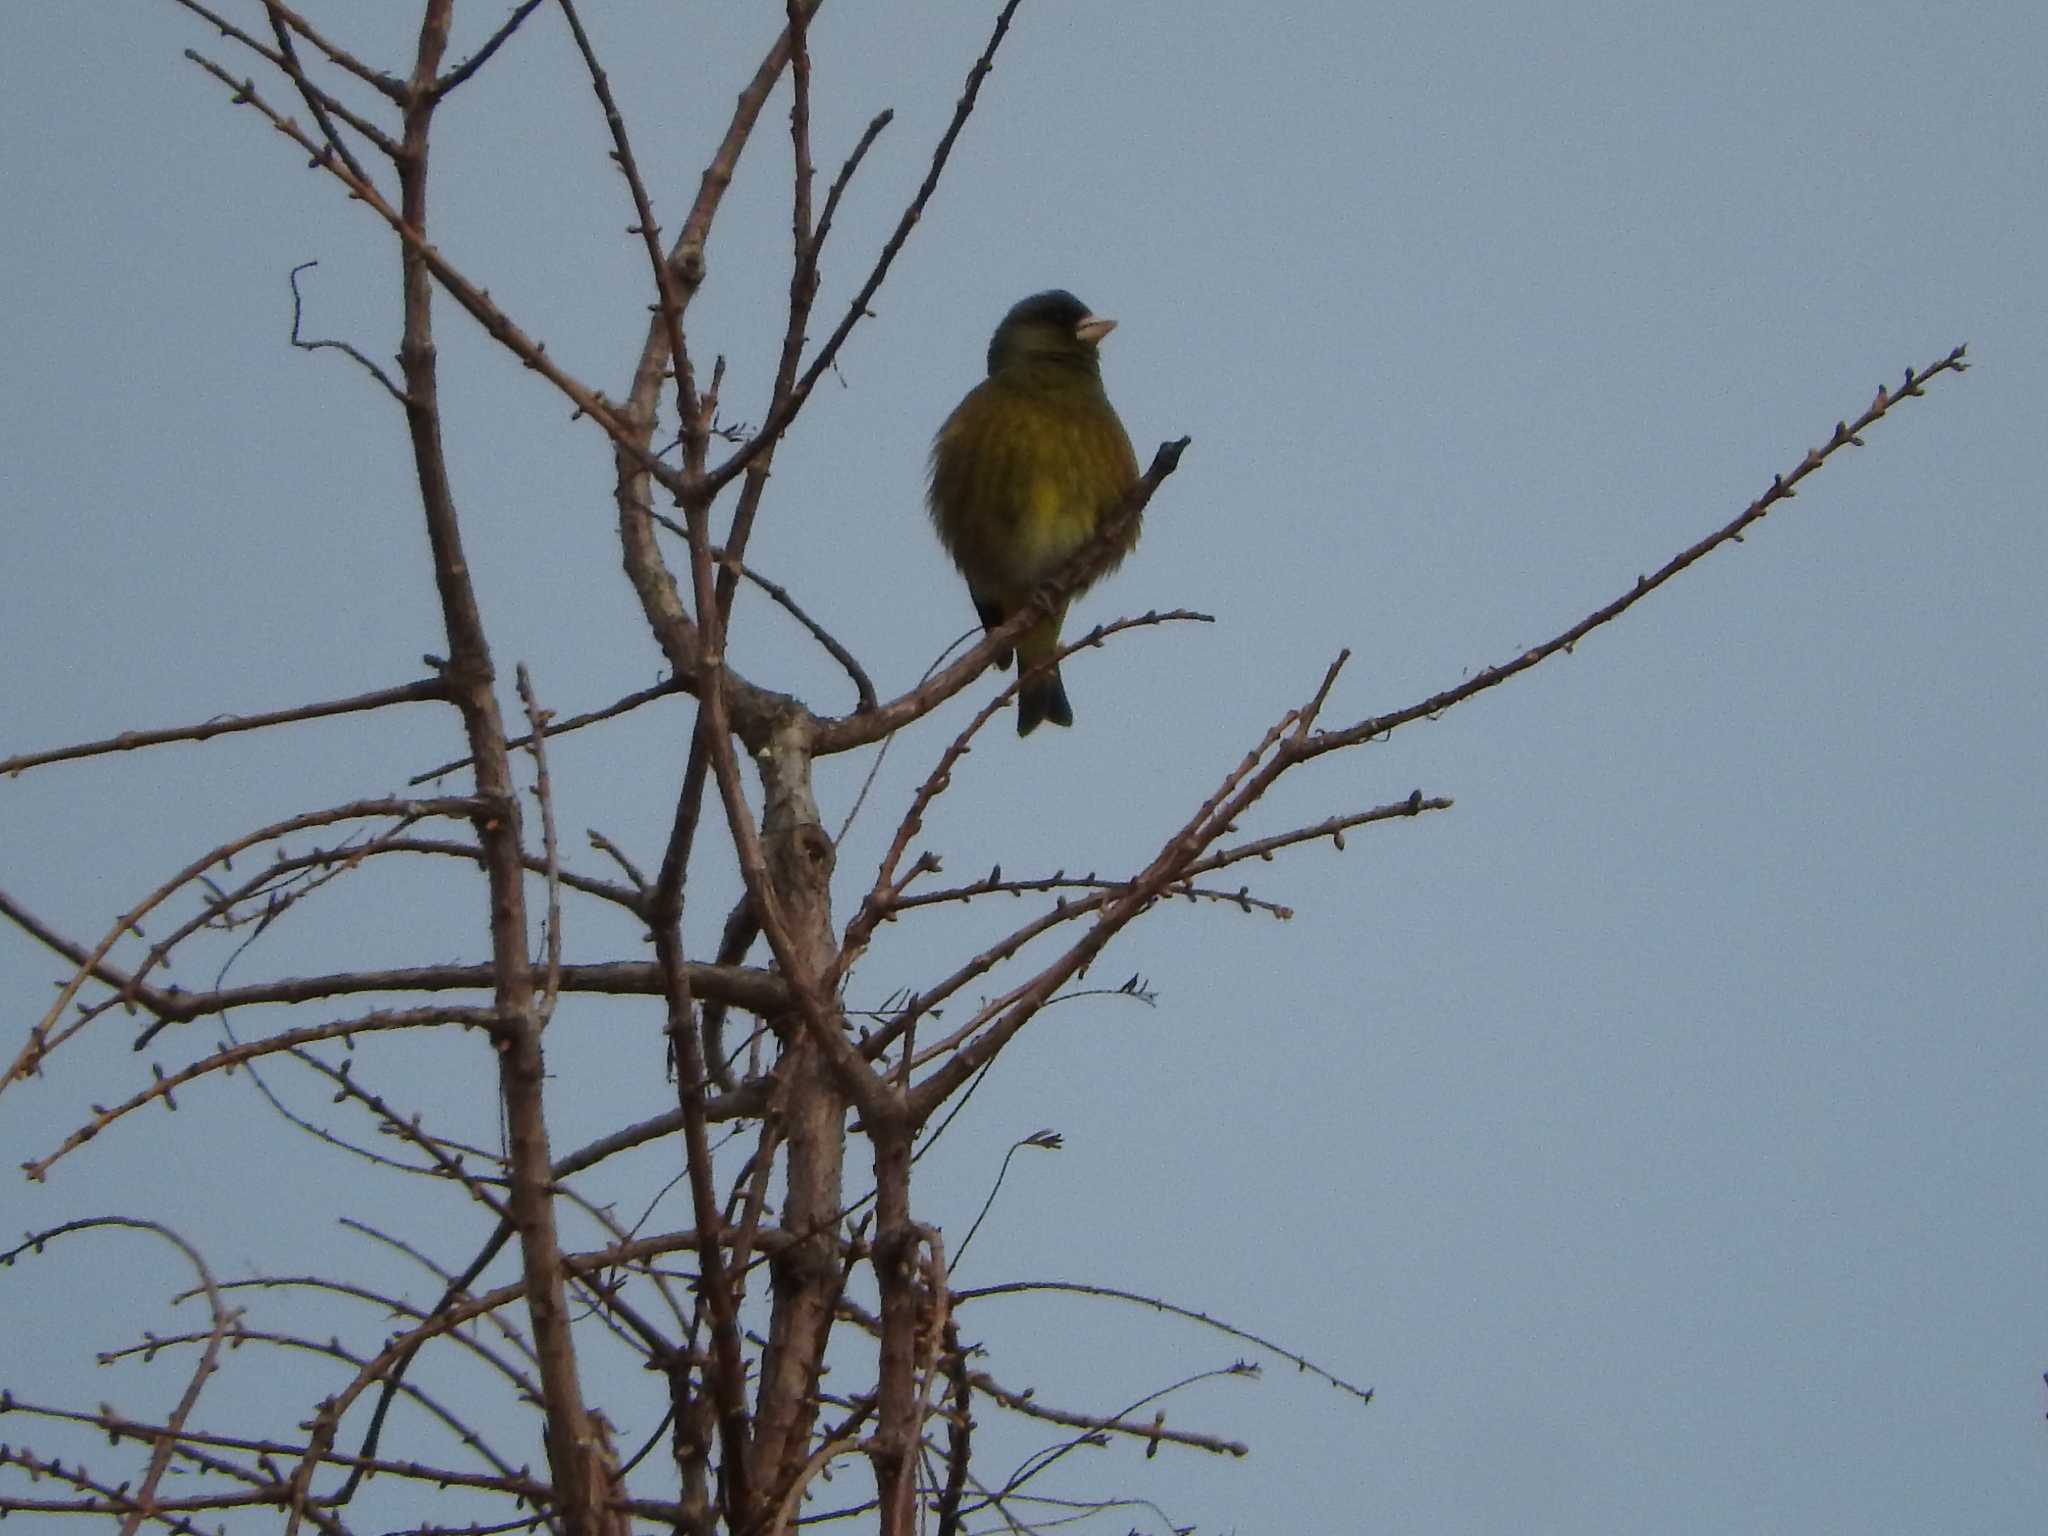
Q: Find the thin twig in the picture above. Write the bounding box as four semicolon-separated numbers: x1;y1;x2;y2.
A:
649;526;881;715
967;1367;1249;1459
952;1129;1062;1272
979;1362;1255;1508
24;1007;498;1181
287;261;405;399
409;676;684;785
256;0;402;98
181;49;679;499
170;0;400;151
838;607;1215;986
1302;347;1971;759
435;0;548;98
813;110;892;258
704;0;1029;496
260;4;380;188
2;677;445;776
957;1277;1373;1405
517;666;564;1026
7;796;480;1090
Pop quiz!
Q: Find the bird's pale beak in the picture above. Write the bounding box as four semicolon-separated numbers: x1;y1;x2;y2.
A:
1075;313;1117;346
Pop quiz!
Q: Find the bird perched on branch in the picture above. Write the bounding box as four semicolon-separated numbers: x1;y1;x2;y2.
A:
927;289;1142;735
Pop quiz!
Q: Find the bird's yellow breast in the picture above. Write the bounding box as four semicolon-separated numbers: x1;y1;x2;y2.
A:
927;374;1140;604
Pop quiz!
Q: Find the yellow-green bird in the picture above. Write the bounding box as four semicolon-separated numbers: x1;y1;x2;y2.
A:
928;290;1141;735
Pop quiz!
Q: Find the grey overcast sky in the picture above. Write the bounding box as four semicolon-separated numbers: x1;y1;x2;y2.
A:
4;2;2044;1532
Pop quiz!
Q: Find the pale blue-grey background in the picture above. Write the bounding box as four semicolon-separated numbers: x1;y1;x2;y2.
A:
3;3;2043;1532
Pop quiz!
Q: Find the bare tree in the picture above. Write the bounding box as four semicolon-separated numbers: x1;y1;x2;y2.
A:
0;5;1965;1535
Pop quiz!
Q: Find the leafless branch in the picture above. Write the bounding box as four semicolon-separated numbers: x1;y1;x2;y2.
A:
704;0;1028;496
24;1006;498;1181
1303;347;1971;757
966;1369;1249;1460
6;796;479;1090
518;666;565;1025
955;1278;1374;1404
180;46;679;499
435;0;548;98
409;676;685;785
257;0;402;98
1;677;444;776
171;0;400;154
287;260;406;398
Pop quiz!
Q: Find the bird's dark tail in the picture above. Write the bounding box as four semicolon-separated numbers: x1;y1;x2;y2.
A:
1017;666;1073;735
